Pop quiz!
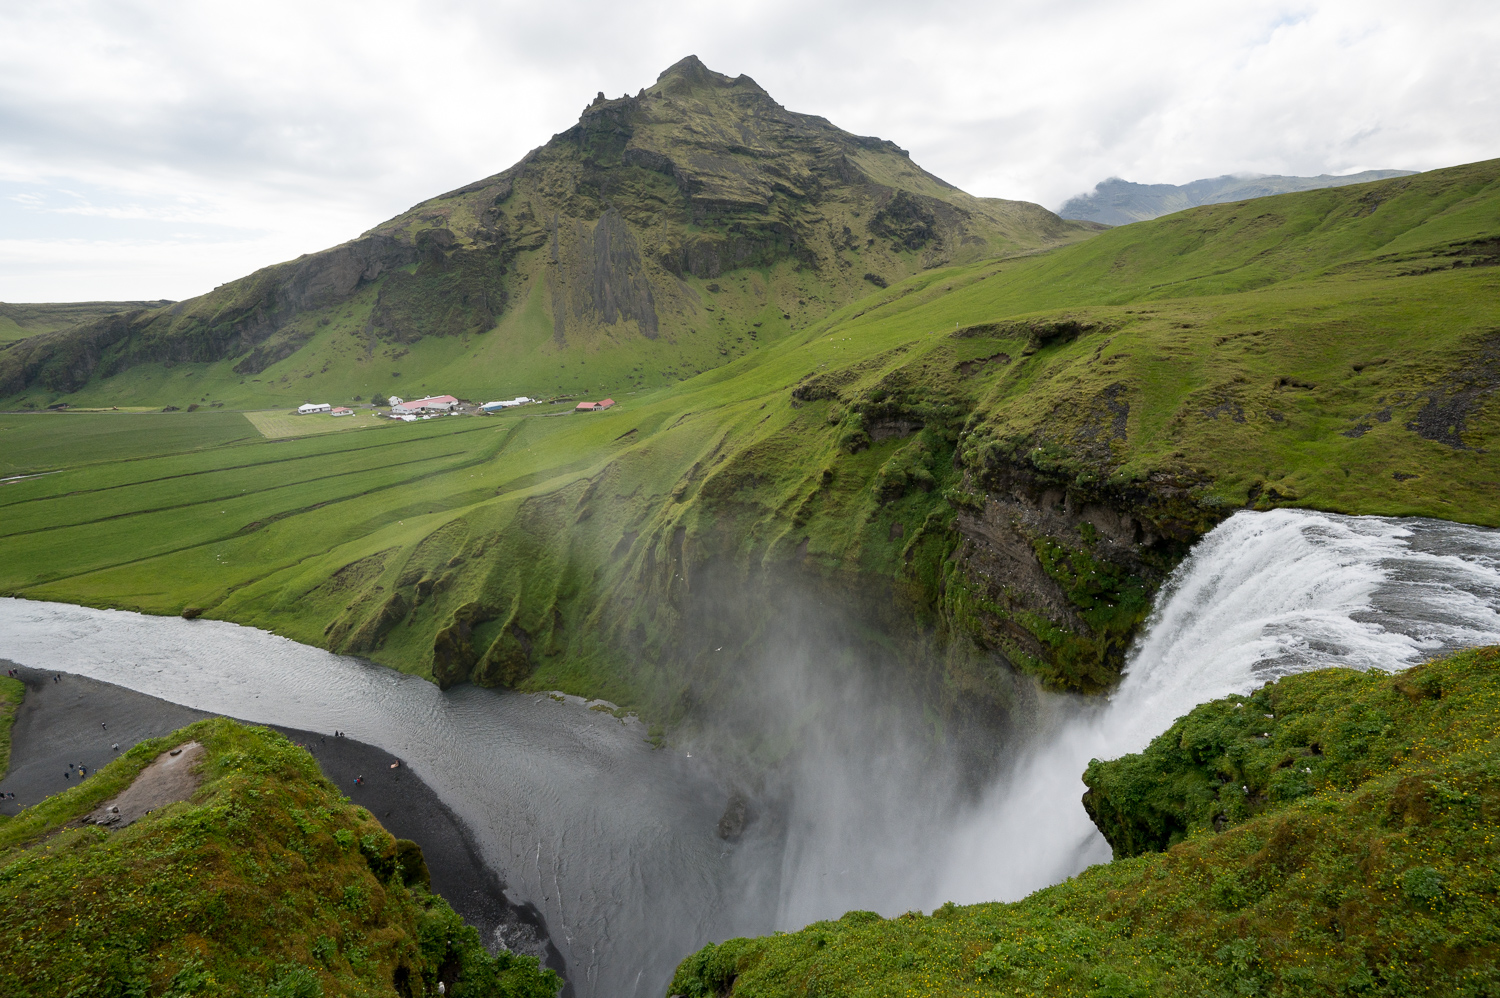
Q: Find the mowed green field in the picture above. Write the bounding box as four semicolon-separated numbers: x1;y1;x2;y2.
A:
2;161;1497;703
0;406;598;608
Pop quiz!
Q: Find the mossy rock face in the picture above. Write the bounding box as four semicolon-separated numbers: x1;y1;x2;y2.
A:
0;717;562;998
670;645;1500;997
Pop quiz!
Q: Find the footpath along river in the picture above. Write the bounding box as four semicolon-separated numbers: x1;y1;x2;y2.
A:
1;509;1498;997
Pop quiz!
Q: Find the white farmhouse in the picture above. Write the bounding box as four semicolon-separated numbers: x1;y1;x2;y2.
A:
298;403;332;414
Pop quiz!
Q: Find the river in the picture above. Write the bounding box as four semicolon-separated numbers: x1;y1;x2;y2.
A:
1;509;1497;996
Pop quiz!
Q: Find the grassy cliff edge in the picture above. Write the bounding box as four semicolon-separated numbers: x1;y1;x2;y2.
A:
0;717;562;998
669;646;1500;997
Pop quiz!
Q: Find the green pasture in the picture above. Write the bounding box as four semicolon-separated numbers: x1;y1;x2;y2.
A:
243;408;384;438
0;674;22;786
1;161;1497;708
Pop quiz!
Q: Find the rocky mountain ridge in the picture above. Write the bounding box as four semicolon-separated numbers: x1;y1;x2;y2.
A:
0;56;1095;403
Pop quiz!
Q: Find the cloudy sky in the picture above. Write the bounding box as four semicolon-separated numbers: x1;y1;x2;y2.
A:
2;0;1496;303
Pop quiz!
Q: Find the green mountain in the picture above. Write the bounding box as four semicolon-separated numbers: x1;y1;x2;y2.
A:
2;158;1496;731
669;644;1500;997
1060;169;1416;225
0;56;1094;410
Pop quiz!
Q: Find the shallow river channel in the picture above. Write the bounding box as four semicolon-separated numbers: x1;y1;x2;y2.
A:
2;509;1498;997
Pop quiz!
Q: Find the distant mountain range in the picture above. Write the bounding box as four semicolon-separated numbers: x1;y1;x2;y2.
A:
1059;169;1417;226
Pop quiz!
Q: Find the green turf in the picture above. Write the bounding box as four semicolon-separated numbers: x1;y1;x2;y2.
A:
0;301;165;344
0;161;1496;708
0;716;561;997
0;674;22;785
670;645;1500;997
0;410;261;479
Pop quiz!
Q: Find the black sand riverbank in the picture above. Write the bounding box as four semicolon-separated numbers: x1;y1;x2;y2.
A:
0;663;567;986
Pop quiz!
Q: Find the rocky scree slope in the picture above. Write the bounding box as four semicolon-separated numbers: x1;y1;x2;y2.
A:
0;56;1093;406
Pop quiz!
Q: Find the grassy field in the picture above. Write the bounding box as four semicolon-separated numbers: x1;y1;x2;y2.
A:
0;675;22;783
0;161;1496;712
0;717;561;996
671;645;1500;997
0;410;261;479
243;409;384;439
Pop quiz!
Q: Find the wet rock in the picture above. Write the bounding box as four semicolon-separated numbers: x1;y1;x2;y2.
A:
716;793;749;840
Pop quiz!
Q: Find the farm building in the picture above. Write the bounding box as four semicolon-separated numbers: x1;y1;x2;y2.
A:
574;399;616;412
392;395;458;414
481;397;534;411
298;403;332;414
330;407;353;417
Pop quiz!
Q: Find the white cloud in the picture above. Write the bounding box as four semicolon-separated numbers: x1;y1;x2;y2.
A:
0;0;1496;301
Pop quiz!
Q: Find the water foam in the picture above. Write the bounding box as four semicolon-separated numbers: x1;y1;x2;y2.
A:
2;509;1497;989
933;508;1500;905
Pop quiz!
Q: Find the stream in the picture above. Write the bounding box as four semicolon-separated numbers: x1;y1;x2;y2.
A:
1;509;1497;996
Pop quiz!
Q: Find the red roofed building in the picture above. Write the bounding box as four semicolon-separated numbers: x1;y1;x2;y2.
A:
574;398;616;412
392;395;458;414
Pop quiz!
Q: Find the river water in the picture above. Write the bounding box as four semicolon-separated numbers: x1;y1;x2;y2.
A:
1;509;1497;996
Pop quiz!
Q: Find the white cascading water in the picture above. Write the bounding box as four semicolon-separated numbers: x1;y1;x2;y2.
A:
931;508;1500;905
2;508;1498;994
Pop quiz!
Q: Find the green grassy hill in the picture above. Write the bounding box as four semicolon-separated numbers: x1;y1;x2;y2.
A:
0;717;561;998
0;56;1095;413
0;160;1496;722
0;301;172;344
669;645;1500;997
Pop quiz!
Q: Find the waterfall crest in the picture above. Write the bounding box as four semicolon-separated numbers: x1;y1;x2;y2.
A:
932;509;1500;905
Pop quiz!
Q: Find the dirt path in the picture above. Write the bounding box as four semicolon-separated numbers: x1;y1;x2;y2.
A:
85;740;206;827
0;663;565;984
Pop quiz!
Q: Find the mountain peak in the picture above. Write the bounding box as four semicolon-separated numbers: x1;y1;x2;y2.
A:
0;59;1093;401
649;54;765;98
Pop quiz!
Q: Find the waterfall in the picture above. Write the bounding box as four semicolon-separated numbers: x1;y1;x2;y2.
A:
932;508;1500;905
2;508;1497;994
